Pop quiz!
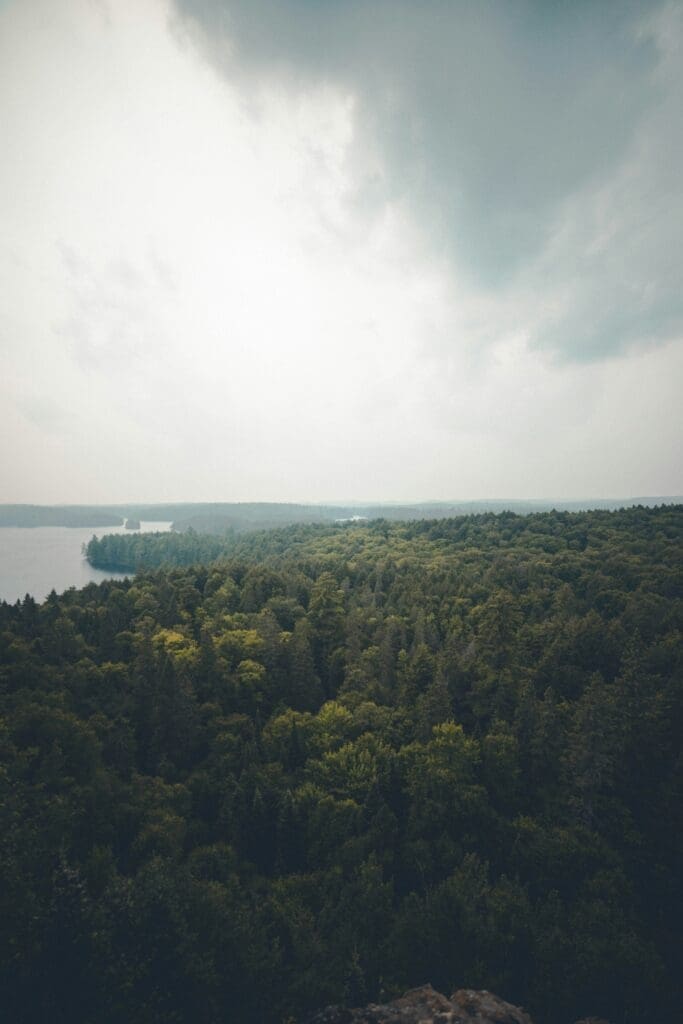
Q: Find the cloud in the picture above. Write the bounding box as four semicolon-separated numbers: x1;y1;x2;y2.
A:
0;0;680;503
54;250;158;373
172;0;683;362
525;3;683;361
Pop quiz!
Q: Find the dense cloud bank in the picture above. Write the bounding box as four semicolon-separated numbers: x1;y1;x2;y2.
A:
174;0;683;361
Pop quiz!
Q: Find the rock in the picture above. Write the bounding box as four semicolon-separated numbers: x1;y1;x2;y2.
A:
305;985;533;1024
450;989;534;1024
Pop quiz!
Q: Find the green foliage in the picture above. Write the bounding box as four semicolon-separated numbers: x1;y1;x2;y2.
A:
1;505;682;1022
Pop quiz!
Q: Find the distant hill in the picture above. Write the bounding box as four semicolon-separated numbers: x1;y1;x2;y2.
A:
159;498;683;534
2;498;681;531
0;505;123;528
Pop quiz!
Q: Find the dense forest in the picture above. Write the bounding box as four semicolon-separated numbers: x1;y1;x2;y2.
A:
2;506;682;1023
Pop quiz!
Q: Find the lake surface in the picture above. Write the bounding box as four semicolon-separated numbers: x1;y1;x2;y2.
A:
0;522;172;604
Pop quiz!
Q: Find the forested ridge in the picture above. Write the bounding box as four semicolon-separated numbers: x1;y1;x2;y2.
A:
2;506;682;1023
9;498;656;533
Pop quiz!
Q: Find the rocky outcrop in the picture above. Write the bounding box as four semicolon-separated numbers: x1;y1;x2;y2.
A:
306;984;534;1024
450;989;534;1024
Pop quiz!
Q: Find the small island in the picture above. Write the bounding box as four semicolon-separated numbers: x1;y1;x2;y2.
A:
124;518;141;530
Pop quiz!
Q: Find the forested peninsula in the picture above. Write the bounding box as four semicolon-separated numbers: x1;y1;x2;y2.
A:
2;505;682;1023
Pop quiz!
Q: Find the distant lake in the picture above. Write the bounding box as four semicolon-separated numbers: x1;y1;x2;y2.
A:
0;522;172;604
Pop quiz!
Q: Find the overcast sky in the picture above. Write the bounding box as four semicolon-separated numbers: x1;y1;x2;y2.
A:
1;0;681;503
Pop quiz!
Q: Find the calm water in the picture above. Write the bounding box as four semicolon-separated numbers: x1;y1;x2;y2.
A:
0;522;172;604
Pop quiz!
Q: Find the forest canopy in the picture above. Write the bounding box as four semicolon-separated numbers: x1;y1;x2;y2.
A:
1;505;682;1023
